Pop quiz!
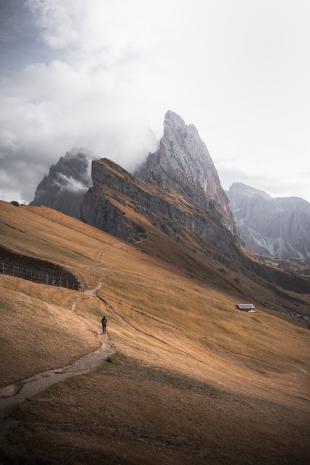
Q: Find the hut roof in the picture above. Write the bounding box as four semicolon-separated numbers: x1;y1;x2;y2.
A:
236;304;256;310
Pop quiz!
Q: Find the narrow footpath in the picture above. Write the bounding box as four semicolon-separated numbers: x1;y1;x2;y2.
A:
0;282;114;421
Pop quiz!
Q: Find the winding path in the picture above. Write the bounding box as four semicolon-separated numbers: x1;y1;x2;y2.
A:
0;240;146;463
0;283;114;422
0;244;122;462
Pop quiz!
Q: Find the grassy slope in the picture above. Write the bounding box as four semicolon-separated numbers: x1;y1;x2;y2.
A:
12;355;309;465
0;277;99;386
0;201;309;464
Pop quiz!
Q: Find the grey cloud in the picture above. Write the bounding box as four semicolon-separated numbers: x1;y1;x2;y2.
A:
0;0;309;203
55;174;90;193
0;149;48;201
0;0;58;74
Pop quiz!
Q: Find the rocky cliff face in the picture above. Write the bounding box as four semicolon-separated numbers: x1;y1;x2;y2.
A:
80;158;237;255
80;158;310;294
228;183;310;259
31;151;92;218
135;110;235;232
80;159;147;243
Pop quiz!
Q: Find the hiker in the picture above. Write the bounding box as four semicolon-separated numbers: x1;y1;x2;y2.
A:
101;315;107;334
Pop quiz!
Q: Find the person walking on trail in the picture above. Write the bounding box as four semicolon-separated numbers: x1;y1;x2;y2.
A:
101;315;107;334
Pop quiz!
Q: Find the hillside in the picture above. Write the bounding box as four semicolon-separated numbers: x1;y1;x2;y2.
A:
0;200;309;465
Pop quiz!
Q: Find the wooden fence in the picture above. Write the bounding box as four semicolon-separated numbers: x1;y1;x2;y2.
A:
0;260;80;291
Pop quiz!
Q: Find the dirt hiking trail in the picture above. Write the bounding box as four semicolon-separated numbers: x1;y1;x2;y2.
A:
0;276;115;420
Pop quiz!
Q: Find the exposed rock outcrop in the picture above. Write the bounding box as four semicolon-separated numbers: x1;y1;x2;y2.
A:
80;160;147;243
31;151;92;218
228;183;310;259
81;158;236;254
135;110;235;232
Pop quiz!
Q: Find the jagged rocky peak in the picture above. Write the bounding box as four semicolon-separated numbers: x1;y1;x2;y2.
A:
135;110;235;232
31;150;92;219
49;151;91;185
163;110;187;142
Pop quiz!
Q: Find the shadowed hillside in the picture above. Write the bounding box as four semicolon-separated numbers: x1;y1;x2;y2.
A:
0;245;80;290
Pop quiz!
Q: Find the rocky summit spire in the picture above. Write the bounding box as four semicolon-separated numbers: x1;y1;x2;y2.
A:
31;150;92;219
135;110;235;232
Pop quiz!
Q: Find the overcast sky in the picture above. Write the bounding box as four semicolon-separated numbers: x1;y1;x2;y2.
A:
0;0;309;202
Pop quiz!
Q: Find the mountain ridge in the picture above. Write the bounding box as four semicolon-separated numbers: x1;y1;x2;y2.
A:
228;182;310;259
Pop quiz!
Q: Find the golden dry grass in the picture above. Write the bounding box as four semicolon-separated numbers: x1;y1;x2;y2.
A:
0;200;309;464
0;276;99;387
11;354;309;465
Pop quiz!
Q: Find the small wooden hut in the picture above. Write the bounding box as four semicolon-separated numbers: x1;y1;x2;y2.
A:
235;303;256;312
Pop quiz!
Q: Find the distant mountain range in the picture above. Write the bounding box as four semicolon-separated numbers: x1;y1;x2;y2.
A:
228;183;310;259
31;110;310;265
